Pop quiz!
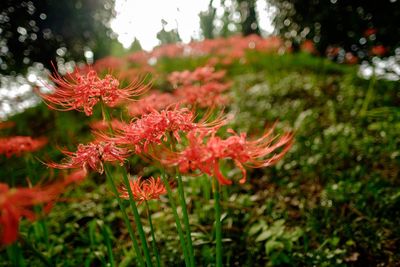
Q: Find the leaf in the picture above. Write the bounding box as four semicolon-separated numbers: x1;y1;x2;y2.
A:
265;240;284;255
330;237;340;247
256;230;272;242
249;221;266;236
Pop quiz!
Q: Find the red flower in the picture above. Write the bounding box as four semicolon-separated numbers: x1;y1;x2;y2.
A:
64;168;88;184
92;56;126;73
0;181;65;245
345;52;358;65
48;142;129;174
38;69;148;116
175;82;231;108
127;92;177;116
370;45;387;56
168;66;226;87
119;177;166;204
102;106;225;153
157;127;293;185
364;28;377;37
300;40;317;54
0;136;47;158
89;119;126;132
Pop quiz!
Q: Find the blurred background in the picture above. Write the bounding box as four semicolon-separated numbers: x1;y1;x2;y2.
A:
1;0;400;119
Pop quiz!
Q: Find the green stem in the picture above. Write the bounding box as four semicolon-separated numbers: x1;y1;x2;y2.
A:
120;168;153;267
213;177;223;267
102;226;116;267
360;71;376;117
160;172;191;267
104;165;145;267
176;173;195;267
145;201;162;267
7;242;26;267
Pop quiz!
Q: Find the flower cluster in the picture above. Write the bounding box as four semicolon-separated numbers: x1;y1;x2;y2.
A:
168;66;231;108
157;127;293;185
168;66;226;87
125;35;285;65
48;142;129;174
101;106;225;153
89;119;126;132
119;176;166;204
39;69;147;116
174;82;231;108
127;92;177;117
0;136;47;158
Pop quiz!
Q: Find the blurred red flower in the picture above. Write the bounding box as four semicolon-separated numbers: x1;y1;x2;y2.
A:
0;136;47;158
175;82;231;108
300;40;317;54
0;180;68;245
370;45;387;56
364;28;377;37
127;92;177;117
168;66;226;87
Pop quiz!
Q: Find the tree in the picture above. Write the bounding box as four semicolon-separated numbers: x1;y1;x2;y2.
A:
0;0;116;74
237;0;260;36
199;0;217;39
156;21;182;45
269;0;400;59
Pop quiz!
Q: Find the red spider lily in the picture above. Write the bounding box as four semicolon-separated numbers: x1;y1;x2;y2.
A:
47;142;129;174
99;106;225;153
326;46;341;58
119;176;167;204
92;56;126;73
370;45;387;56
300;40;317;54
175;82;231;108
38;68;148;116
89;119;126;132
0;180;69;245
168;66;226;87
364;28;377;37
127;92;177;117
157;127;293;185
64;168;88;184
345;52;358;65
0;136;47;158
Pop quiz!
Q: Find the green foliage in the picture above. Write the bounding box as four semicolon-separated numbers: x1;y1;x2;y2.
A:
249;219;303;265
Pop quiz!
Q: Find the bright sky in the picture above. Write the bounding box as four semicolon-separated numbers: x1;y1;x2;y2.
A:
110;0;275;51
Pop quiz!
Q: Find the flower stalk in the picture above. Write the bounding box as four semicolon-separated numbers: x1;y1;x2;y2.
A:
160;172;191;267
104;165;145;267
120;167;153;267
176;173;195;267
145;201;161;267
213;176;223;267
